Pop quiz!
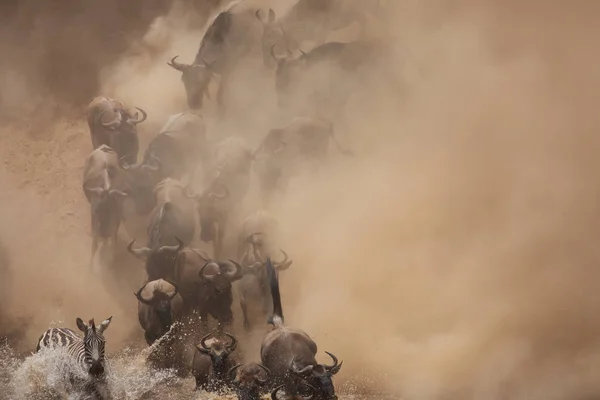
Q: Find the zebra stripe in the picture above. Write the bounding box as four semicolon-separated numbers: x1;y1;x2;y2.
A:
36;318;111;376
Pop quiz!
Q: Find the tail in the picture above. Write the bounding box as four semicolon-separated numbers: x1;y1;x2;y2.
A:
266;256;284;328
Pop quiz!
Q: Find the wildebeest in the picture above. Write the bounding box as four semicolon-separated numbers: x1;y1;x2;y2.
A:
228;362;271;400
271;40;376;110
261;259;342;399
191;332;239;391
142;111;208;181
127;178;197;281
189;136;253;259
167;0;264;112
36;316;113;399
253;117;352;197
134;279;183;346
237;210;293;331
82;145;129;269
195;258;244;331
86;96;147;165
256;0;368;69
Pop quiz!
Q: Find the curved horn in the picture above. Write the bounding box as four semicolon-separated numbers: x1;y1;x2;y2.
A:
85;187;105;196
127;240;151;260
208;185;229;200
222;332;238;352
271;385;285;400
255;364;271;386
157;237;184;254
200;333;213;349
131;107;148;125
273;250;292;270
227;259;244;282
324;351;343;375
174;237;185;252
228;363;242;381
99;108;121;129
134;282;153;306
255;9;263;22
108;189;129;198
301;382;317;399
289;357;314;376
199;262;217;281
167;55;189;71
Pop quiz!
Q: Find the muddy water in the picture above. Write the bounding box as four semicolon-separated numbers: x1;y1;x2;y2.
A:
0;340;390;400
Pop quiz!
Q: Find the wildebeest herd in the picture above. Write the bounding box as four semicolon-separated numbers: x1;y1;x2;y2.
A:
32;1;384;399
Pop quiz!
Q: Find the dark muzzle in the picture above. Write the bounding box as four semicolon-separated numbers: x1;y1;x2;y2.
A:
89;360;105;377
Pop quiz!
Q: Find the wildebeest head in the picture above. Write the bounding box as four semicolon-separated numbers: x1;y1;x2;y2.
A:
120;155;163;215
271;383;317;400
229;362;271;400
196;332;238;374
242;244;292;279
127;237;185;281
289;352;342;400
99;106;147;165
255;8;294;70
270;45;303;102
198;259;244;291
134;279;179;332
167;56;215;109
75;316;112;378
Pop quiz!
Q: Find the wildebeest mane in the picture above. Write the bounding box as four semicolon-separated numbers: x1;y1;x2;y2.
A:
194;0;246;65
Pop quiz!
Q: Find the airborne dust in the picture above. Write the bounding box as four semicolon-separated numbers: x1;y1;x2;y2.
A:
1;0;600;399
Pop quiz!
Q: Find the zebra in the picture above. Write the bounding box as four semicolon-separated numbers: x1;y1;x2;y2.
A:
36;316;112;379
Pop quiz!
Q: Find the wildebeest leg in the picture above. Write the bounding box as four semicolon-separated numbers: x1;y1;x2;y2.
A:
240;297;251;332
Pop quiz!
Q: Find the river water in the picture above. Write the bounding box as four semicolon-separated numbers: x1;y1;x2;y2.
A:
0;340;392;400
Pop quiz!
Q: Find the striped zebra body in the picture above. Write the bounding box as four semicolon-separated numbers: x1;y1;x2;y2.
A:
35;317;112;378
36;327;87;366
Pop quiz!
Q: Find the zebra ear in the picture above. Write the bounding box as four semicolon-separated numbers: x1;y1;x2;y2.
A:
98;316;112;334
76;318;87;333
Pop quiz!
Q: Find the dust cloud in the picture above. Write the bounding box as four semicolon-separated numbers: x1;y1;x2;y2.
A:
1;0;600;398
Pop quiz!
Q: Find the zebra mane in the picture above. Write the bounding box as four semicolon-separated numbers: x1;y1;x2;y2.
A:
89;319;96;331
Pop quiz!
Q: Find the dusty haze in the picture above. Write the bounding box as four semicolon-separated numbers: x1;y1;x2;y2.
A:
1;0;600;398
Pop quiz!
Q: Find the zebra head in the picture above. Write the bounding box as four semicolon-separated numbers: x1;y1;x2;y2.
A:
76;316;112;377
